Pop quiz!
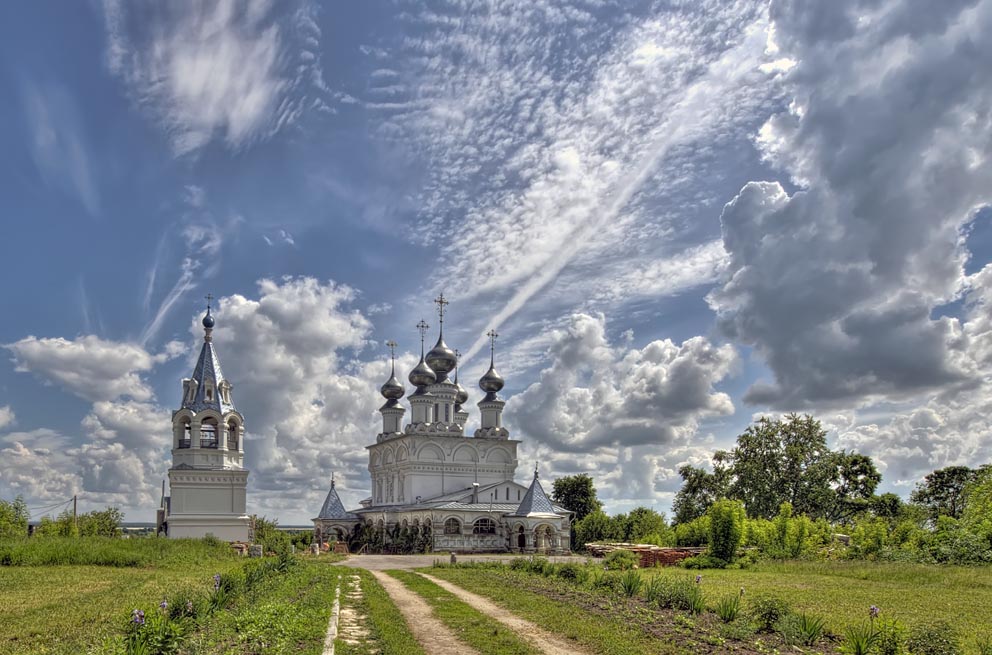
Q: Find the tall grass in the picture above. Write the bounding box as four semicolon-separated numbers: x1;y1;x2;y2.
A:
0;537;235;567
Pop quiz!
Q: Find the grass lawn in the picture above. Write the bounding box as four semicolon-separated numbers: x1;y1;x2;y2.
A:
0;538;241;655
649;560;992;638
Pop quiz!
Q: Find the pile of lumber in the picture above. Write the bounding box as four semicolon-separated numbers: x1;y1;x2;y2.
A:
585;542;707;567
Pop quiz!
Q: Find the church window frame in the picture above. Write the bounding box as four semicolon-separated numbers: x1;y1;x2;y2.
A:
473;518;496;534
444;518;461;535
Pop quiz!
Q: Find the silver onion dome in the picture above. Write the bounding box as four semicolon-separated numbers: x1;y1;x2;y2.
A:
202;308;215;329
454;380;469;406
409;356;437;387
380;373;404;400
425;335;457;381
479;364;504;397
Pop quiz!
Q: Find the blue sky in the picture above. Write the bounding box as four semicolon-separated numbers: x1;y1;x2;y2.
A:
2;0;991;524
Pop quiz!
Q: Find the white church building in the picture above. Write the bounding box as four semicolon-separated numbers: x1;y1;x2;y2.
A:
314;295;572;554
158;303;251;541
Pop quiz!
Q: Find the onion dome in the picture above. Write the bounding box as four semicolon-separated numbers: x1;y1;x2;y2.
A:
380;373;404;400
409;356;437;387
454;380;469;406
479;364;504;399
425;335;457;382
202;307;215;329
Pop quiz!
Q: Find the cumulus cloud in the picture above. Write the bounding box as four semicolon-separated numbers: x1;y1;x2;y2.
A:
103;0;328;155
506;313;736;507
0;430;80;503
6;335;169;402
196;277;394;513
708;0;992;408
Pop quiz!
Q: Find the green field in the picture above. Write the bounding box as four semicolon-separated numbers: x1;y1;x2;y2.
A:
656;560;992;638
0;538;241;655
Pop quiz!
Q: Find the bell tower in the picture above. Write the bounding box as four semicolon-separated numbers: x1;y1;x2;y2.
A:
163;297;250;541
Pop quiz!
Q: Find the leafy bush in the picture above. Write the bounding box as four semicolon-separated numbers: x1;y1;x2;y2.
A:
643;576;666;604
907;621;962;655
708;499;745;562
618;570;643;597
553;563;581;581
674;515;710;546
874;618;907;655
777;612;825;646
604;549;639;570
650;575;705;613
719;620;757;641
681;554;728;569
841;622;878;655
714;592;743;623
749;595;790;632
590;570;623;595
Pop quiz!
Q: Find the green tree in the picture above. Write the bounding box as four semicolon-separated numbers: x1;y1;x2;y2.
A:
911;465;977;522
730;414;837;519
78;507;124;537
626;507;670;543
0;496;29;538
672;452;731;524
827;452;882;521
707;499;745;562
551;474;602;522
574;510;614;549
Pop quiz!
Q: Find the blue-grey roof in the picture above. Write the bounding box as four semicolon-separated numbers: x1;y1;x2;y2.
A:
316;482;358;520
183;339;236;414
510;471;561;517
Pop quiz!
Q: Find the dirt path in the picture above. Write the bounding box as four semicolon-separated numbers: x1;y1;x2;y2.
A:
370;570;481;655
418;572;594;655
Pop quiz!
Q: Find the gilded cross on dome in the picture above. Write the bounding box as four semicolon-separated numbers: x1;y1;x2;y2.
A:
416;319;429;354
434;293;449;328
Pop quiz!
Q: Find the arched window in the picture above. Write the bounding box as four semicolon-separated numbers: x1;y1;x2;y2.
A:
444;518;461;535
200;418;218;448
227;420;238;449
473;518;496;534
181;419;191;448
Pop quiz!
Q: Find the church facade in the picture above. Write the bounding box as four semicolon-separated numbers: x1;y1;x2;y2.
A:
158;303;251;542
314;296;572;554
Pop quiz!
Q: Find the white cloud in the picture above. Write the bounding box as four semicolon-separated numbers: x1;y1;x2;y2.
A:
103;0;328;155
372;1;782;366
506;313;737;509
6;335;167;402
196;277;388;513
708;0;992;408
0;406;14;431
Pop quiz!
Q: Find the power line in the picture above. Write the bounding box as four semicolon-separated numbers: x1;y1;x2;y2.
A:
27;497;74;518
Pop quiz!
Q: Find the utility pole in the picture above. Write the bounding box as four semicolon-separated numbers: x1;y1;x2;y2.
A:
73;495;77;533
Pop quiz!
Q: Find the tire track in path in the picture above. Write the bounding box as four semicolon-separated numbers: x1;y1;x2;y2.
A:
417;572;595;655
370;570;481;655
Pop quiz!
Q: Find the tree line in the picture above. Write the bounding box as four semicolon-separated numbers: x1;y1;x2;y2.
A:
553;414;992;565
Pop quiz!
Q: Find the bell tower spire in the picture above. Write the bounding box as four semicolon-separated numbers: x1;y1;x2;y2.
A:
164;298;250;541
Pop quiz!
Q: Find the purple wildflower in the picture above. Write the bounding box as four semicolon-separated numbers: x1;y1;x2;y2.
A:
869;605;880;619
213;573;222;591
131;609;145;625
186;599;194;613
695;574;702;584
160;599;168;611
